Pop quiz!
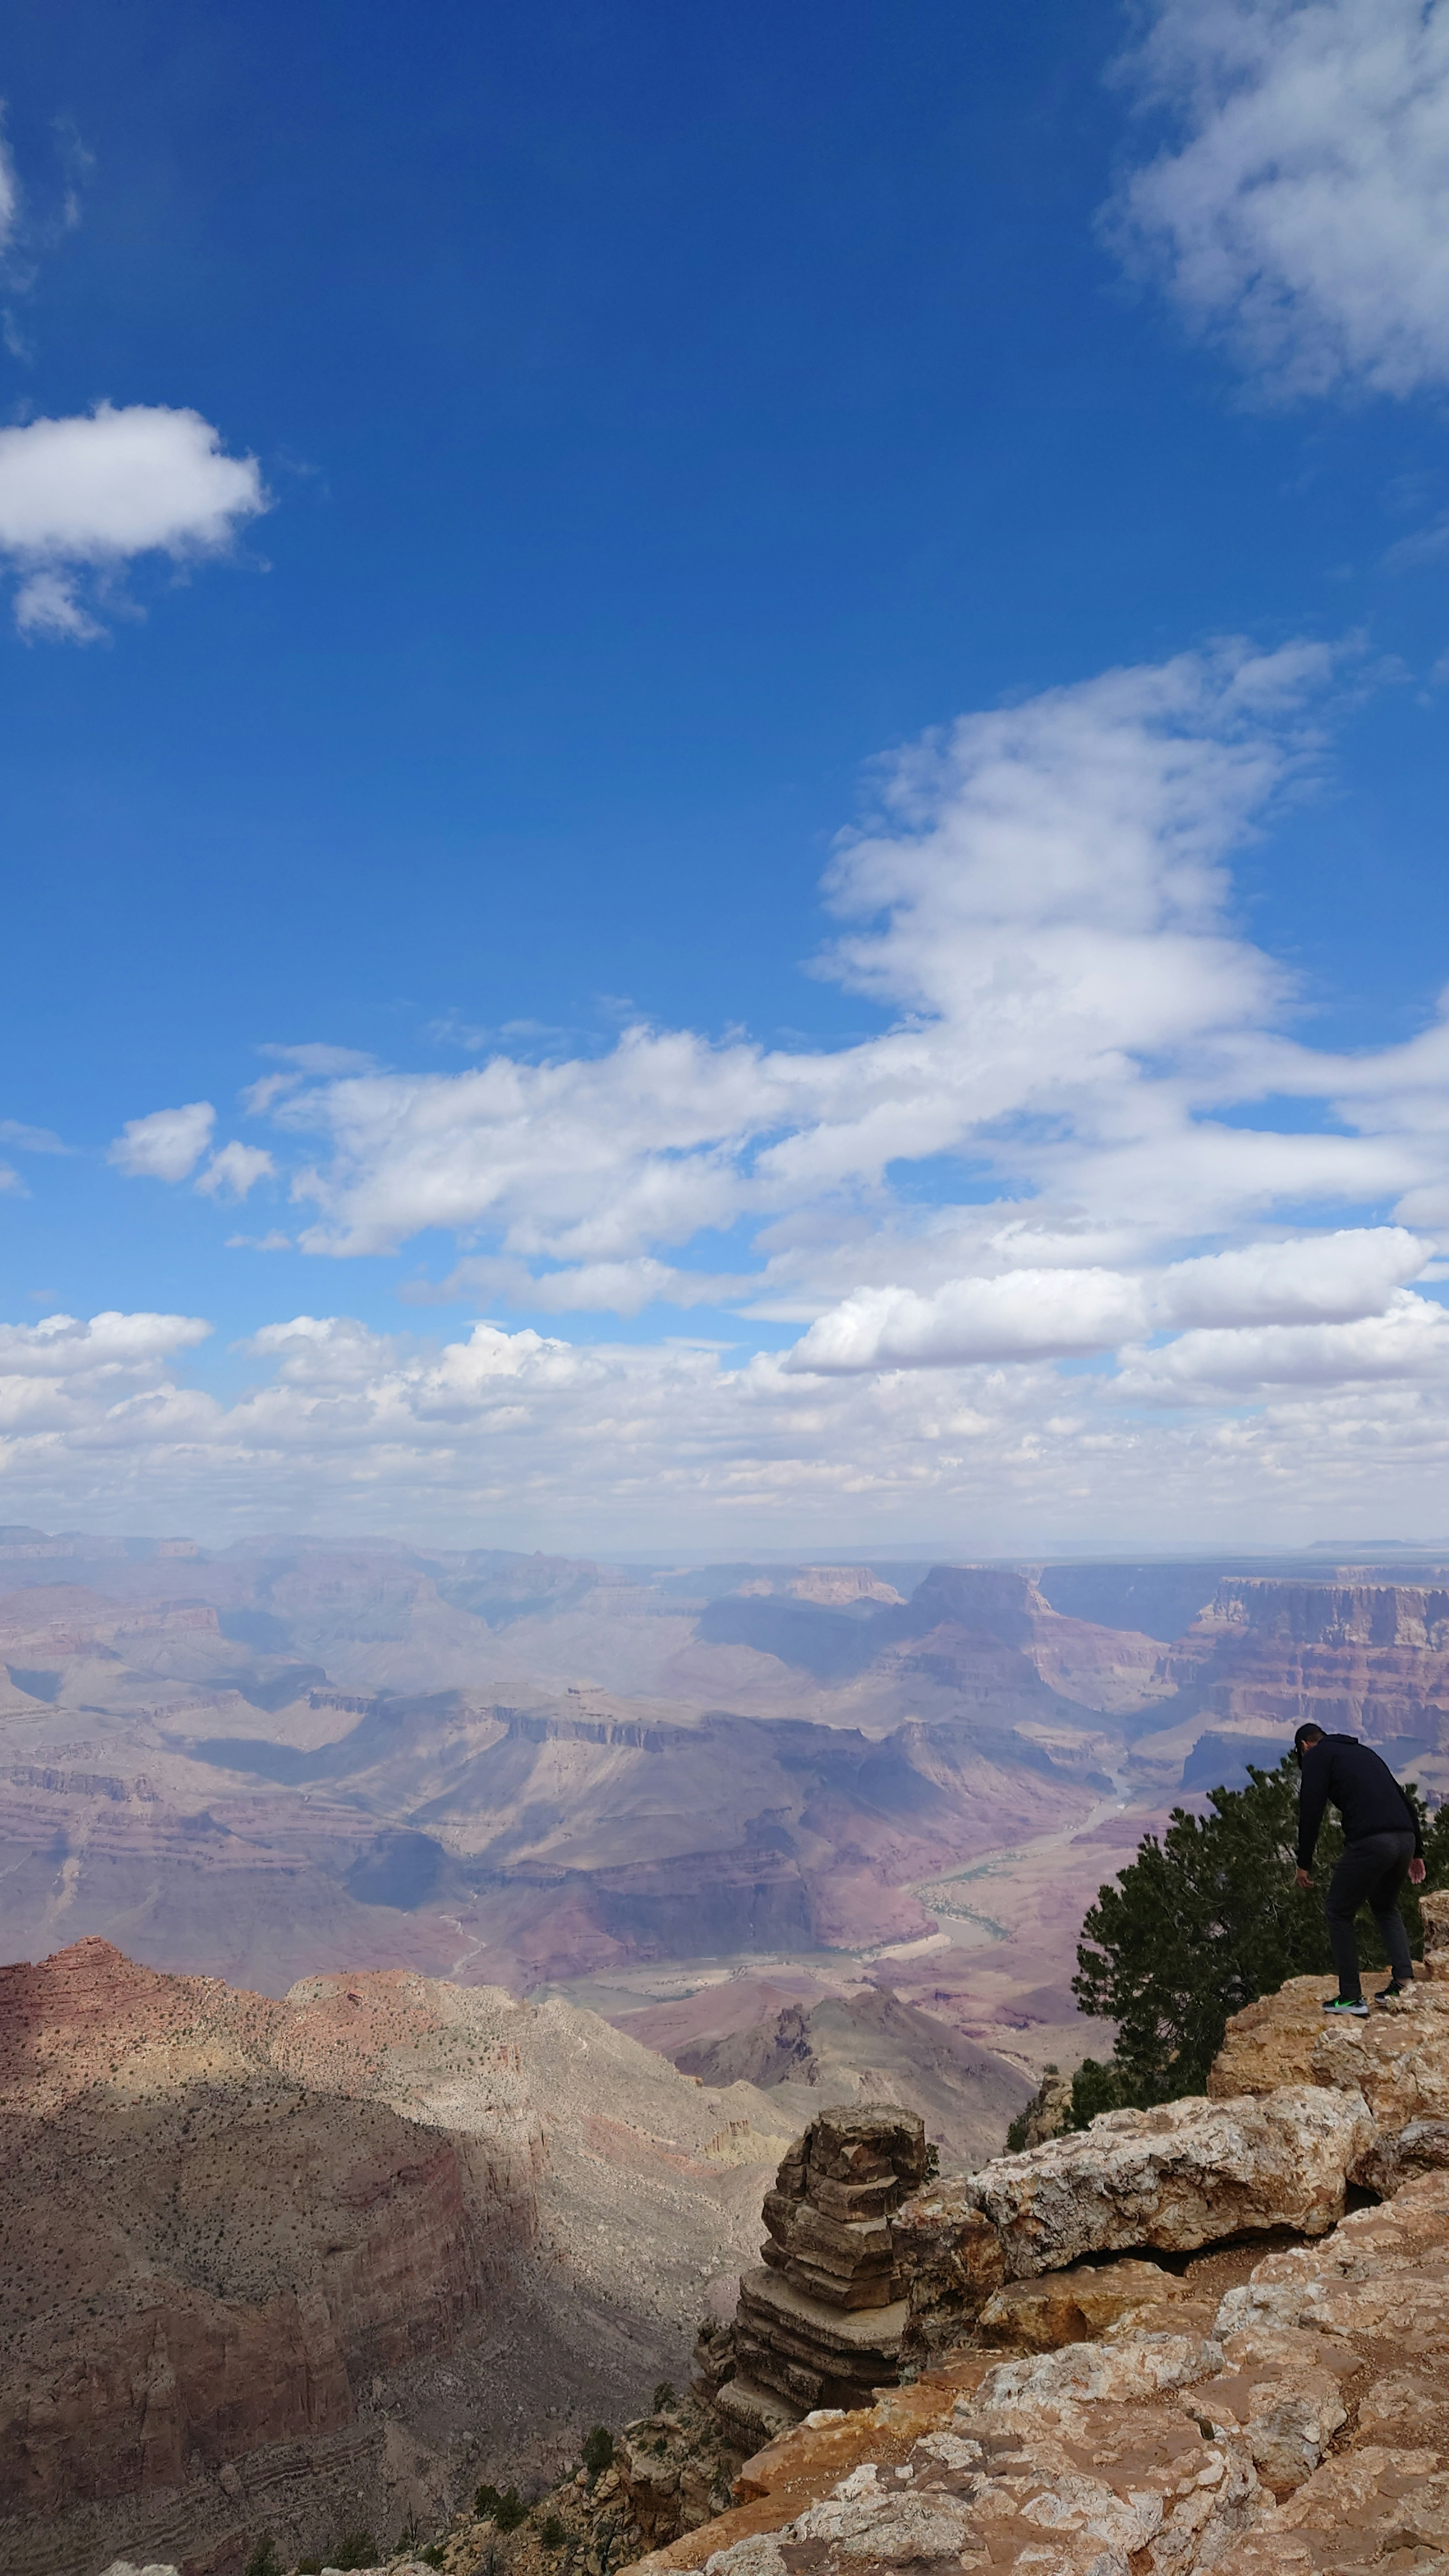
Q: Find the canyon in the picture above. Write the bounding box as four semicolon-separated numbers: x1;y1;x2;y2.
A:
6;1529;1449;2095
12;1528;1449;2573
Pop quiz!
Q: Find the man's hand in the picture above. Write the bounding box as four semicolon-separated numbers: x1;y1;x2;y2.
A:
1296;1866;1312;1890
1411;1857;1427;1885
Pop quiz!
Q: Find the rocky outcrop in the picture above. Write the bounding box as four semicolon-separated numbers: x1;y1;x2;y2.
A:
1210;1897;1449;2126
696;2108;926;2451
892;2084;1374;2359
610;2165;1449;2576
1012;2062;1074;2147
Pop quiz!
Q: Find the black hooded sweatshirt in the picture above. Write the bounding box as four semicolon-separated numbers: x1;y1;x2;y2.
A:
1296;1732;1423;1871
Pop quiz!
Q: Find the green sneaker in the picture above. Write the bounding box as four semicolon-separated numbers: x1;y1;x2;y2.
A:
1321;1996;1369;2017
1375;1981;1410;2007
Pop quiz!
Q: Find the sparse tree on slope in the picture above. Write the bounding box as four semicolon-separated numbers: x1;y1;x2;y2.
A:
1069;1755;1449;2121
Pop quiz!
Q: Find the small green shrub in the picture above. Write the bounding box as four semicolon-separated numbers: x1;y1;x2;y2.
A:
582;2426;614;2477
474;2486;501;2521
419;2548;445;2568
330;2533;380;2571
651;2381;677;2414
296;2558;322;2573
1004;2113;1029;2152
245;2538;283;2576
539;2514;567;2550
923;2144;940;2179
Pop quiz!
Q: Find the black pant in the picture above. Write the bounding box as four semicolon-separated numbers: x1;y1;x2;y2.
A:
1325;1829;1415;1998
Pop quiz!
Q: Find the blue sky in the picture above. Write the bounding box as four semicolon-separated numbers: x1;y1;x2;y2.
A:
3;0;1449;1550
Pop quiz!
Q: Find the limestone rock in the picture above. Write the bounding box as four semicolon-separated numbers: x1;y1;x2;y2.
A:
1421;1885;1449;1976
886;2176;1008;2358
697;2105;926;2447
1357;2114;1449;2196
611;2058;1449;2576
898;2083;1371;2338
976;2257;1196;2351
758;2104;924;2310
1209;1974;1334;2096
1212;1960;1449;2129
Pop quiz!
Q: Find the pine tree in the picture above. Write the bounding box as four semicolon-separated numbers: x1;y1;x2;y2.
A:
1069;1754;1449;2120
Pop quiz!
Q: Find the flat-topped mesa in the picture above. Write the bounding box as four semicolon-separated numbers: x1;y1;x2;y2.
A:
698;2104;926;2454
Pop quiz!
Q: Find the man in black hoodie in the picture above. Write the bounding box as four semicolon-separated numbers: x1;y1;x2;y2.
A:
1294;1723;1426;2016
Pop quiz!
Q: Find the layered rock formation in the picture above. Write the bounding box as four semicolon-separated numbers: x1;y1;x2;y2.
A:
1162;1576;1449;1750
626;2160;1449;2576
697;2109;926;2453
0;1938;796;2576
409;2139;1449;2576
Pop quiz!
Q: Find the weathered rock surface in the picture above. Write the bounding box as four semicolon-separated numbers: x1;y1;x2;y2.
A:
1211;1924;1449;2128
695;2109;925;2447
605;2167;1449;2576
976;2258;1199;2350
892;2083;1374;2358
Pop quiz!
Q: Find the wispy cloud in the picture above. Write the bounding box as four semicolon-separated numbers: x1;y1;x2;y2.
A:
0;1118;69;1154
195;1142;276;1202
1104;0;1449;401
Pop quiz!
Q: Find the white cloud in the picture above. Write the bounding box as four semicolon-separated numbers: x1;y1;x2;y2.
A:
1154;1226;1429;1326
13;567;103;641
1118;1289;1449;1394
108;1101;215;1182
783;1228;1432;1376
0;403;267;641
0;1119;68;1154
0;124;18;255
3;1300;1449;1552
403;1254;750;1315
784;1270;1148;1374
1106;0;1449;400
0;1309;211;1378
195;1141;276;1201
268;641;1334;1269
41;638;1449;1541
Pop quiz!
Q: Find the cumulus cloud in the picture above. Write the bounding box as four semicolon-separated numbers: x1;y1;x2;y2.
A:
784;1229;1432;1375
1119;1289;1449;1395
1106;0;1449;400
195;1142;276;1201
62;637;1449;1536
0;403;267;641
108;1101;215;1182
192;643;1449;1378
785;1270;1148;1374
265;641;1335;1273
4;1300;1449;1551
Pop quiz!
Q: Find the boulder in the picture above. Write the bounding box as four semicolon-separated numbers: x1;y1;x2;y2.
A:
976;2257;1198;2351
901;2084;1371;2322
